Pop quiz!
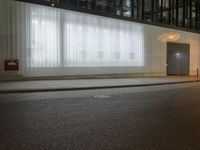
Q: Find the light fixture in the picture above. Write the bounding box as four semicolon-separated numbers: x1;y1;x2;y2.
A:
158;32;181;43
175;52;181;58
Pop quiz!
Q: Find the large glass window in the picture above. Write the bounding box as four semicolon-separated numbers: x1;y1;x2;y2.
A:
29;3;144;68
63;11;144;67
178;0;183;27
133;0;139;19
162;0;170;24
30;6;61;67
122;0;132;17
115;0;122;16
44;0;200;31
107;0;115;14
27;0;200;33
144;0;152;21
95;0;108;12
191;2;196;29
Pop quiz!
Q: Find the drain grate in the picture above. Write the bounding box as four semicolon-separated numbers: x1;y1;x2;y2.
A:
93;95;111;99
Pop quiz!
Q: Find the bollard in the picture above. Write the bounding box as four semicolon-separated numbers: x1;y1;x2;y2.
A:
197;68;199;78
180;66;183;77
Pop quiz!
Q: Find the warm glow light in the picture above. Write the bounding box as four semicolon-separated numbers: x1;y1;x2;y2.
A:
168;35;174;39
158;32;181;43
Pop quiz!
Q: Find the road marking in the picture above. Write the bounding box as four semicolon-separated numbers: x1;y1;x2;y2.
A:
93;95;111;99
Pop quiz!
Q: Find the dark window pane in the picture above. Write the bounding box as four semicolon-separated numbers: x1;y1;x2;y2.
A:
122;0;132;17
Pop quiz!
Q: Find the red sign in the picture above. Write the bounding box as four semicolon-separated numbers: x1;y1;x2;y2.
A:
4;59;19;71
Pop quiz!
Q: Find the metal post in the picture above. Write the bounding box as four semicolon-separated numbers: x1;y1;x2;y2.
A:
181;65;183;77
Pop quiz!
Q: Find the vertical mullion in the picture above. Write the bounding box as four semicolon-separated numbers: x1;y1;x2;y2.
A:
189;0;192;29
195;2;198;30
183;0;185;27
137;0;139;19
172;0;174;25
169;0;171;25
120;0;123;16
161;0;163;23
60;10;64;68
93;0;96;10
176;0;179;26
142;0;144;20
132;0;134;18
151;0;154;22
198;3;199;30
156;0;158;22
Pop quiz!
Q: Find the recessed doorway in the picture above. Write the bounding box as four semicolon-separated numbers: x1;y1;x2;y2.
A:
167;42;190;76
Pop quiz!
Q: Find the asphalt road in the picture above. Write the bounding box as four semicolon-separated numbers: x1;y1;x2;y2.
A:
1;82;200;150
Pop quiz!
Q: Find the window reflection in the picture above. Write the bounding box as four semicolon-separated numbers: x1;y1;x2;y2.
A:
95;0;108;12
41;0;200;32
122;0;132;17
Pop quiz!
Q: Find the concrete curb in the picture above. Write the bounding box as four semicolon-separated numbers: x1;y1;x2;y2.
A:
0;80;199;94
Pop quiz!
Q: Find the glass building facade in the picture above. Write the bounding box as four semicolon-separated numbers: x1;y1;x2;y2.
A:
18;0;200;33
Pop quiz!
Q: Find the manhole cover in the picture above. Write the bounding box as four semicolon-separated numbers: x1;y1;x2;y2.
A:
93;95;111;99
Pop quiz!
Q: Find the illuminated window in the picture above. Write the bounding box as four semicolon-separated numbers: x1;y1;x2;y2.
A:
29;5;144;68
30;7;61;67
63;11;144;67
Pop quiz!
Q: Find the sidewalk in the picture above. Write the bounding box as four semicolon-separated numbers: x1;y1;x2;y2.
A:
0;76;199;93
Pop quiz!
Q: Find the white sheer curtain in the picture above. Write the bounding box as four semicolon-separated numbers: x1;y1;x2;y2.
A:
27;3;144;68
2;1;145;77
29;6;61;68
63;10;144;67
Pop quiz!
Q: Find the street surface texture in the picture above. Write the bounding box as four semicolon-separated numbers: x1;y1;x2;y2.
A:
1;82;200;150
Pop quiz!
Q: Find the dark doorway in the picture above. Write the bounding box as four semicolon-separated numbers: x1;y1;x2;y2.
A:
167;42;190;76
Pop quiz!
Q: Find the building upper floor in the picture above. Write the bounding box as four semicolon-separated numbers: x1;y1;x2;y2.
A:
15;0;200;34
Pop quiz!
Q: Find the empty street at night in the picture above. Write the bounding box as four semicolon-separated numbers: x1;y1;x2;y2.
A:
1;82;200;150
